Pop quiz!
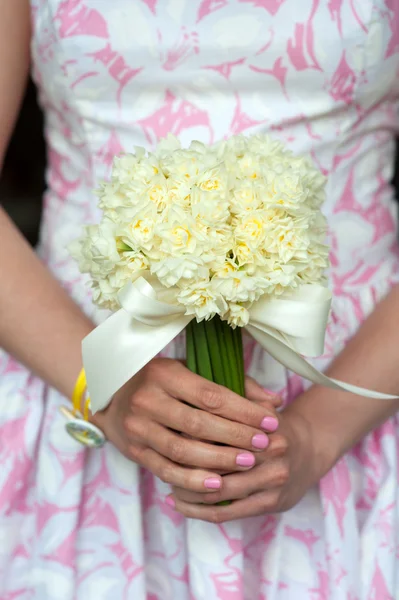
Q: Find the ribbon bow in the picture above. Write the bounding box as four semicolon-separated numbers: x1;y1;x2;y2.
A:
83;276;398;413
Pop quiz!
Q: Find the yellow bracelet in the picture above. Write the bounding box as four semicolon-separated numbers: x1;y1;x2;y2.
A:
72;368;91;421
60;368;105;448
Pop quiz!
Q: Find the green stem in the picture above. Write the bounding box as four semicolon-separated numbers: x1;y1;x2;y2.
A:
185;315;245;508
186;316;245;394
233;326;245;397
215;317;242;395
214;317;234;390
186;321;197;374
204;317;226;387
192;319;213;381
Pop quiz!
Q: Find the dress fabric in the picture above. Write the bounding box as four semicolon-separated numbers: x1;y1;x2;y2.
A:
1;1;399;598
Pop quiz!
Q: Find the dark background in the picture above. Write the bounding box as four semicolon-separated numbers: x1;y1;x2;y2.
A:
1;80;399;245
1;80;45;245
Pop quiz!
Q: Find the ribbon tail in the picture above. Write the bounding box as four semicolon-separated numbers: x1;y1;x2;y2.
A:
83;309;191;413
246;325;399;401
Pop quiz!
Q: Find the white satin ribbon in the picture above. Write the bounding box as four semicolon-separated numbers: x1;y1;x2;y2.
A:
82;276;399;413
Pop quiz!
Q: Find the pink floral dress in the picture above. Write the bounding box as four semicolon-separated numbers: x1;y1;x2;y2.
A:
1;1;399;598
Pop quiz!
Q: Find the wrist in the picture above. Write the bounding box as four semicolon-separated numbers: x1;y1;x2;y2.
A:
60;321;94;400
287;388;344;477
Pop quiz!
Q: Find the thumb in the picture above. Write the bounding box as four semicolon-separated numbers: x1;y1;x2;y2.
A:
244;375;283;408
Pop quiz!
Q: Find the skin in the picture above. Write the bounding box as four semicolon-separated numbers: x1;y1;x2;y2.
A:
94;362;282;491
2;0;399;522
170;286;399;521
0;0;279;498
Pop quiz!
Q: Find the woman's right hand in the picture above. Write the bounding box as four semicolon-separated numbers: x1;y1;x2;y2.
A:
92;358;280;494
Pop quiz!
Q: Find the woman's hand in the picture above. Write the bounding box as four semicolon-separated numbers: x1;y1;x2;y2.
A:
92;358;280;494
169;402;332;522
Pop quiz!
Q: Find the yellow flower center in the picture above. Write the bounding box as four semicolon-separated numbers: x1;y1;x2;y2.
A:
171;226;191;246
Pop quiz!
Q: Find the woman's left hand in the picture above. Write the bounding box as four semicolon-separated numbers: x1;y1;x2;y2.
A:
169;402;331;522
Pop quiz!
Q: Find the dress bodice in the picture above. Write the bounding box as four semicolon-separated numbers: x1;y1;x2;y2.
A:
30;0;399;304
1;6;399;599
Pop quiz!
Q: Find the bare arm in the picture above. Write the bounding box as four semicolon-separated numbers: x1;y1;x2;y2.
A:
293;283;399;469
0;2;281;493
0;0;93;398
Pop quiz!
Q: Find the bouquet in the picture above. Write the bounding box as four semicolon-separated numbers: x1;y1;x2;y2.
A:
71;134;330;404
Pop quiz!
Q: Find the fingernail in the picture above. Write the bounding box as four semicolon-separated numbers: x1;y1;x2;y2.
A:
204;477;221;489
261;416;279;432
165;496;176;509
236;452;255;467
252;433;269;449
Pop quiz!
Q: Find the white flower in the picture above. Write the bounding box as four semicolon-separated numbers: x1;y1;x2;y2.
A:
211;269;267;303
119;203;157;252
70;221;120;277
230;180;263;215
151;256;208;287
146;174;169;210
119;250;149;273
154;133;181;157
90;280;119;311
97;181;133;213
178;282;227;321
166;177;193;208
157;206;205;256
71;132;329;322
226;303;250;328
264;170;309;213
114;152;160;185
188;140;209;156
216;134;248;160
262;263;298;294
235;151;264;180
160;148;202;182
234;241;264;267
191;188;230;224
274;224;310;263
247;134;288;161
111;153;141;185
195;164;229;194
234;212;267;249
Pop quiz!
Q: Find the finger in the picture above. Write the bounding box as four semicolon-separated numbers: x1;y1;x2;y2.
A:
245;376;283;409
172;452;288;504
131;445;224;493
171;490;278;522
160;361;279;432
126;417;257;472
143;395;271;452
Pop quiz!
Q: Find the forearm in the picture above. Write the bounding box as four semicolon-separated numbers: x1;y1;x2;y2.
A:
291;283;399;470
0;208;93;398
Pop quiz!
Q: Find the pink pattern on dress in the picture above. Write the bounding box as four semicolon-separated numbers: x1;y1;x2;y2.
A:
162;29;200;71
286;0;322;71
250;57;288;97
204;58;246;80
239;0;287;15
329;51;357;103
369;564;392;599
197;0;228;22
321;459;352;536
139;90;213;144
55;0;108;38
328;0;344;36
1;1;399;599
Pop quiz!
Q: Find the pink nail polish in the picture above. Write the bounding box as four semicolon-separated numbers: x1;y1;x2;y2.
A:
204;477;221;489
252;433;269;449
236;452;255;467
165;496;176;509
261;416;279;432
